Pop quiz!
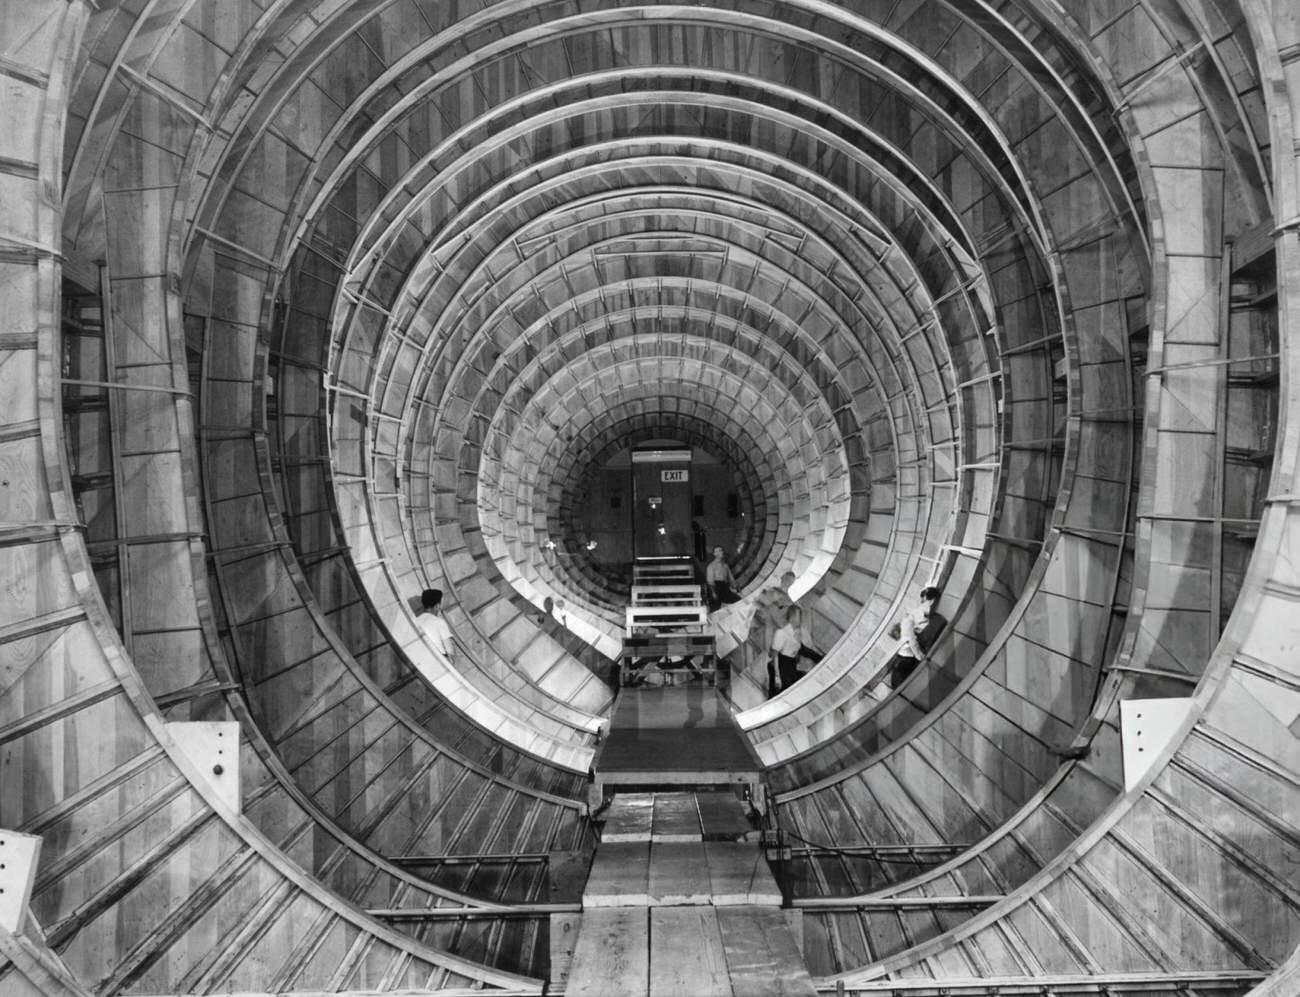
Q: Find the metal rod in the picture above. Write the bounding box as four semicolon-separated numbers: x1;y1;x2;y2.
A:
796;895;1003;909
62;377;190;397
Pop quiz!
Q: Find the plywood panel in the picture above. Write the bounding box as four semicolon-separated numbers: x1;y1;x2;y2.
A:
715;906;818;996
566;907;648;997
583;841;651;907
703;842;783;906
603;793;655;841
647;841;711;905
650;906;730;997
652;792;701;840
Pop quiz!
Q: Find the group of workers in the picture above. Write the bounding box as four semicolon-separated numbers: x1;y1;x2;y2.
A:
419;552;943;698
708;546;823;696
709;545;943;697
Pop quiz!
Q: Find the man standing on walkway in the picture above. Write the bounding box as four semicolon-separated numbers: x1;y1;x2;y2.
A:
782;570;824;666
420;587;455;661
887;586;940;688
705;546;741;611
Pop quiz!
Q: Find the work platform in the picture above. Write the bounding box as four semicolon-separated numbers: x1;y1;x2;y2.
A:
591;685;763;810
617;632;720;685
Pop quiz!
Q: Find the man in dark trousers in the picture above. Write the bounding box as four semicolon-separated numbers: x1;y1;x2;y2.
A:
887;586;941;688
705;545;741;611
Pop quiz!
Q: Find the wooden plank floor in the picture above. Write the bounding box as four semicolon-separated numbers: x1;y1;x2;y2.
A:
567;908;651;996
568;790;814;996
584;840;782;907
566;906;816;996
715;907;817;997
602;790;757;842
584;841;653;907
596;686;761;777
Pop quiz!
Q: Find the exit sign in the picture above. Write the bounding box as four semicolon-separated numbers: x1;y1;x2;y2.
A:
661;469;689;483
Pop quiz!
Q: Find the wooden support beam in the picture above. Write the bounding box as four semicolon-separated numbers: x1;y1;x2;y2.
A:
152;680;241;709
1104;664;1199;686
839;972;1266;994
205;540;293;560
0;53;48;86
0;230;60;257
0;681;122;745
1146;352;1279;376
193;227;279;269
0;521;83;545
795;895;1003;909
788;843;971;857
116;63;212;128
0;418;41;444
0;605;86;644
392;853;552;865
368;904;578;918
87;530;203;548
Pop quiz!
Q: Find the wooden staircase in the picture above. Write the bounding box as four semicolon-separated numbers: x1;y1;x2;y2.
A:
620;557;719;687
624;558;711;637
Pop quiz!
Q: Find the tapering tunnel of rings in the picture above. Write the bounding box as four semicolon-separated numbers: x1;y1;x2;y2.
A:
21;0;1294;987
213;0;1152;759
549;418;774;603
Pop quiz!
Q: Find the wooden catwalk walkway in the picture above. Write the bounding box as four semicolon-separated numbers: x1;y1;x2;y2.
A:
591;685;763;808
562;791;816;997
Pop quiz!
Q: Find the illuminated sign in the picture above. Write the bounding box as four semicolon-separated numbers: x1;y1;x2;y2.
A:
661;469;688;483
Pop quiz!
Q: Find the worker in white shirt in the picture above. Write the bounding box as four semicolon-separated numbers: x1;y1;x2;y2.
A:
771;605;805;694
887;586;940;688
419;588;455;660
705;546;741;610
782;570;824;665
